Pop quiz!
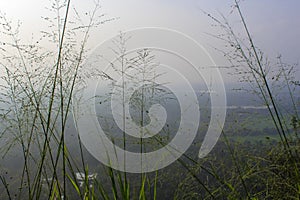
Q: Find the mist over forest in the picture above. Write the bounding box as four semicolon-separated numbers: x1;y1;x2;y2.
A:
0;0;299;199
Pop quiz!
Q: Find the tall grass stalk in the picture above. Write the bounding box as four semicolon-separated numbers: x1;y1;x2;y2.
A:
1;0;299;199
202;0;300;198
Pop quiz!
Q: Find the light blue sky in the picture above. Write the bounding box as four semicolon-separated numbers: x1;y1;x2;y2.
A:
0;0;299;83
102;0;300;62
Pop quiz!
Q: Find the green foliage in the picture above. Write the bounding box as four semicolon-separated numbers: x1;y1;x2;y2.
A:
0;0;299;199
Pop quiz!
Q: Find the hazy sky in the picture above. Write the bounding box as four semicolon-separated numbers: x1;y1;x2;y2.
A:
0;0;299;83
